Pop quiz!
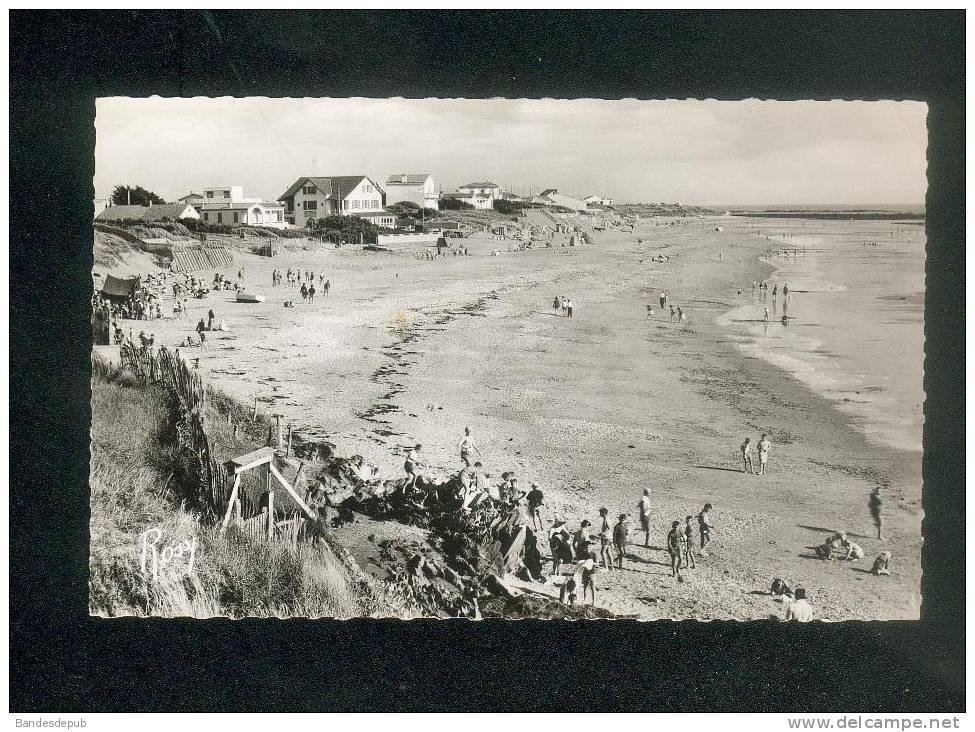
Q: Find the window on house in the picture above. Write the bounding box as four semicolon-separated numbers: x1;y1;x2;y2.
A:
206;191;214;198
302;185;316;195
343;200;349;210
217;213;222;223
203;212;209;221
352;200;360;209
233;212;239;224
223;190;230;198
303;200;317;211
276;211;282;221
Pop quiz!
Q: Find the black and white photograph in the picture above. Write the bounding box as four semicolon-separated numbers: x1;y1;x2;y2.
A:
10;8;964;715
89;97;927;621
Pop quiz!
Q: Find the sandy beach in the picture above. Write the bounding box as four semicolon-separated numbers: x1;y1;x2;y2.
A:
96;216;923;620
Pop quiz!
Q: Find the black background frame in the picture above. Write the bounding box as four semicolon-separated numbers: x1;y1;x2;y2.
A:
9;10;965;712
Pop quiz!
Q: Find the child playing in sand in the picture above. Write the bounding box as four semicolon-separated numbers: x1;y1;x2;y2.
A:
741;437;755;474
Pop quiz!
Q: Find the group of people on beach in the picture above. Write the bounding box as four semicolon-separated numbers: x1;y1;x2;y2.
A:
552;295;574;318
740;434;772;475
645;290;688;324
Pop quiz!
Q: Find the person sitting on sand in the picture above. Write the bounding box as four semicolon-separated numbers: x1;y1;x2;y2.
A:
667;521;685;580
698;503;714;556
638;488;652;547
573;520;593;560
458;426;481;467
646;304;655;319
815;532;843;561
784;587;813;622
842;538;865;561
560;576;578;605
757;434;771;475
613;513;630;569
770;577;794;600
871;550;892;576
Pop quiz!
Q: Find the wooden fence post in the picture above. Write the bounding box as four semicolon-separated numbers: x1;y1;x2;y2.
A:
286;425;293;457
252;397;258;421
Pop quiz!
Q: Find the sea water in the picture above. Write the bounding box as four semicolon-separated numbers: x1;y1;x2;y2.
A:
719;217;926;453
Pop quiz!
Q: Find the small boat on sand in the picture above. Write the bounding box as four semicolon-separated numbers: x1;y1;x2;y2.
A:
236;291;265;303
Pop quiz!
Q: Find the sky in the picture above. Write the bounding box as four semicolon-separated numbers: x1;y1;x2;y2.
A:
95;97;928;206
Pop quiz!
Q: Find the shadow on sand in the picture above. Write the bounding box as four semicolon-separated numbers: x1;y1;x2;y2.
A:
693;465;744;474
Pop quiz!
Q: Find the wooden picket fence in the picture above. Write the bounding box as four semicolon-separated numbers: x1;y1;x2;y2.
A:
118;343;306;546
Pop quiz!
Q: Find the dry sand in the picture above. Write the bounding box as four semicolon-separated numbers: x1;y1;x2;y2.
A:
96;217;922;620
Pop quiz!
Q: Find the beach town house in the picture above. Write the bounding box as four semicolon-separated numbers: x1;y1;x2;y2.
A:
584;194;616;206
180;186;289;228
385;173;439;211
440;181;504;210
278;176;395;228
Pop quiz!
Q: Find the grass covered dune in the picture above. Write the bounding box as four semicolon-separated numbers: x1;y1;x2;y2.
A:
88;359;415;619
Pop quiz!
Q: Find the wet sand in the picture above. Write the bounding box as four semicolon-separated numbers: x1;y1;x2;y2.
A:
98;217;923;620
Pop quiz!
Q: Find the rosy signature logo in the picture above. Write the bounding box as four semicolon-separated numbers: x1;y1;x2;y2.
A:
139;527;198;581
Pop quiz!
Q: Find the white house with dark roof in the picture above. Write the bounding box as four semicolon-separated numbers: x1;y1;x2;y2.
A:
385;173;438;210
95;202;201;223
458;181;503;199
278;176;394;228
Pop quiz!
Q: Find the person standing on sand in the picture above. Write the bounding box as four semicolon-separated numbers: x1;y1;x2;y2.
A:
764;306;770;322
207;309;215;331
526;482;544;531
324;279;331;296
869;487;884;540
458;426;481;467
741;437;755;474
772;284;778;298
638;488;652;547
667;521;684;579
758;434;771;475
683;516;696;569
300;283;308;302
566;298;573;318
579;548;598;605
612;513;630;568
553;295;561;313
697;503;713;556
404;443;423;487
549;519;572;576
670;305;677;321
598;507;614;570
659;291;667;309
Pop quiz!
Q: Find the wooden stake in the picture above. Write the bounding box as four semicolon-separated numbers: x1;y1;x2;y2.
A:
252;397;258;421
286;424;293;457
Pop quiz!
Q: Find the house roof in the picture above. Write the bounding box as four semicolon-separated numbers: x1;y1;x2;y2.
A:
95;203;194;222
279;176;381;201
441;192;469;198
179;192;204;201
459;181;500;189
385;173;431;186
200;200;284;211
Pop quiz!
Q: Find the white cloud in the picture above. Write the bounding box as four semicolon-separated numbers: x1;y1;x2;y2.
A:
95;97;927;205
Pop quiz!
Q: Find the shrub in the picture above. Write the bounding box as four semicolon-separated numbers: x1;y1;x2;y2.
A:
492;199;527;215
439;197;474;211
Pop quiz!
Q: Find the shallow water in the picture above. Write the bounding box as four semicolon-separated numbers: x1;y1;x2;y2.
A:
718;218;926;453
